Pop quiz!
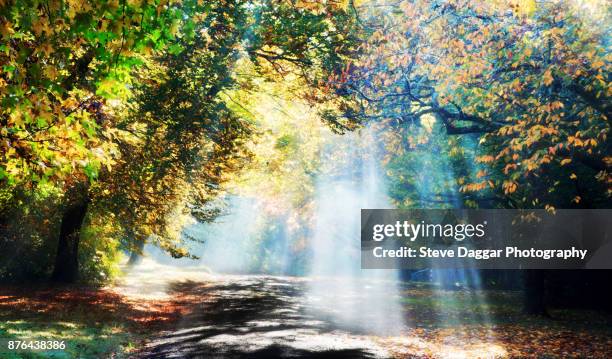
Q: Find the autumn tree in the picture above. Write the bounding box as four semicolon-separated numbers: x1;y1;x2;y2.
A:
334;0;609;207
330;0;610;313
97;2;254;262
102;0;359;265
1;0;359;282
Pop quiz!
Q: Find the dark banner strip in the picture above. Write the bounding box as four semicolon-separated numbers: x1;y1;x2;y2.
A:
361;209;611;269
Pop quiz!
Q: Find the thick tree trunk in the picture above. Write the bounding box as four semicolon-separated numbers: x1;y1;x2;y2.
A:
523;270;549;316
51;194;89;283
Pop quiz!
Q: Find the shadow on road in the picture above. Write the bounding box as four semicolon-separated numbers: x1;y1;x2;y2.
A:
135;276;390;358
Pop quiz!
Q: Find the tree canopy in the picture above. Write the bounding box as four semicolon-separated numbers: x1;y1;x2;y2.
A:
0;0;360;281
332;0;610;209
0;0;609;283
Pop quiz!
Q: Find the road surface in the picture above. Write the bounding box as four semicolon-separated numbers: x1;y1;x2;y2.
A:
121;259;394;358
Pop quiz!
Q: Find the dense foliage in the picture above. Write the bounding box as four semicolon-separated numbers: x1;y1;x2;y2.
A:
0;0;609;307
333;0;610;210
0;0;359;282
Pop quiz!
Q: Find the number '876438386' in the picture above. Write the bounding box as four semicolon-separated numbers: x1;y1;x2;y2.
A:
4;340;66;351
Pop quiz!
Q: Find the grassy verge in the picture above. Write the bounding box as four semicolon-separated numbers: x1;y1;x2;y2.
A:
0;285;191;358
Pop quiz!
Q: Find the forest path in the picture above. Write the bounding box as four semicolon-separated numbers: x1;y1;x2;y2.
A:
116;259;612;359
120;259;392;359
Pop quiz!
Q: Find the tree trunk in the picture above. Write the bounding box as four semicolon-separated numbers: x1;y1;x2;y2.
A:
51;194;89;283
127;234;145;266
523;270;549;316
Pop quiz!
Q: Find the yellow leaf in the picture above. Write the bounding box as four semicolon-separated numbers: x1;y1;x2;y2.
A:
37;42;54;57
503;180;517;194
592;60;604;69
543;69;554;86
477;155;495;163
